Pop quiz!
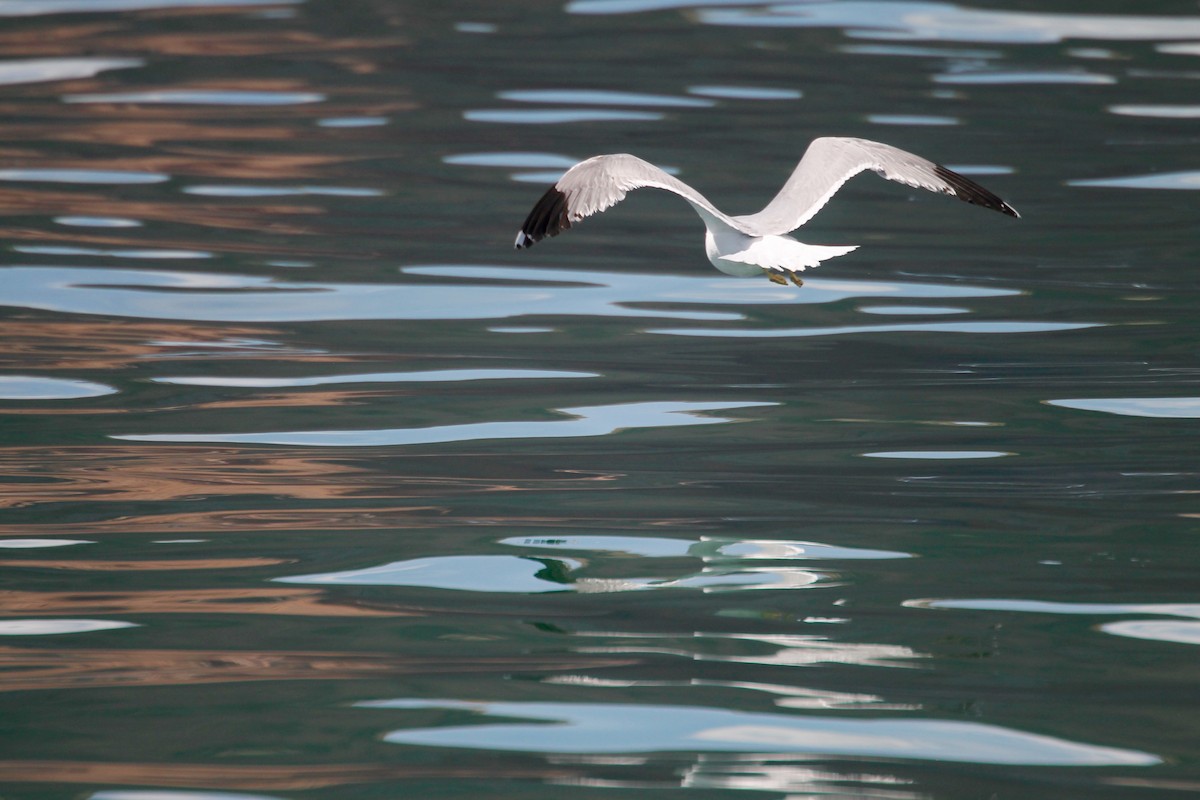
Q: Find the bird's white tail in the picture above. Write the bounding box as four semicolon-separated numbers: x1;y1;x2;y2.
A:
715;234;858;278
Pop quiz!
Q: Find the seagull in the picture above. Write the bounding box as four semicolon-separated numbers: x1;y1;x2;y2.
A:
513;137;1018;286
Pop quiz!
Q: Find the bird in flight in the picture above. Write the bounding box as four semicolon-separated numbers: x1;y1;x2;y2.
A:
514;137;1018;286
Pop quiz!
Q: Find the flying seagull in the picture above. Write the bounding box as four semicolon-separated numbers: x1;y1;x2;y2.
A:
514;137;1018;286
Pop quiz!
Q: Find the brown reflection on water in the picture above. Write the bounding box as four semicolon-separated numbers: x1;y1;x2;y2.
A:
0;588;415;617
0;221;329;251
0;646;633;693
0;188;321;234
0;760;572;790
182;388;400;411
0;507;443;537
3;119;295;148
0;445;626;511
0;320;348;371
0;16;407;59
0;6;418;268
0;558;288;571
2;390;389;417
0;146;357;180
0;446;421;507
0;440;684;537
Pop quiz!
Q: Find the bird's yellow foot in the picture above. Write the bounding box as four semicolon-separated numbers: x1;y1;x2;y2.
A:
766;270;788;286
788;272;804;287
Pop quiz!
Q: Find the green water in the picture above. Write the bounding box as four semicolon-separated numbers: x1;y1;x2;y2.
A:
0;1;1198;798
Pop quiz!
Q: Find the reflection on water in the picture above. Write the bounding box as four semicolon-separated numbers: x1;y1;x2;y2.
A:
275;531;888;593
0;761;570;792
365;698;1160;766
0;619;138;635
1;1;1197;798
575;630;924;668
0;644;632;693
116;400;775;447
911;597;1200;648
583;1;1200;44
1046;397;1200;418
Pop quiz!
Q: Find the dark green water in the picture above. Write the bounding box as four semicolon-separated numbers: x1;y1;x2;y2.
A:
0;1;1198;798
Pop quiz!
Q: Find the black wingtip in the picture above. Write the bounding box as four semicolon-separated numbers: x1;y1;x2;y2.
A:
934;164;1020;219
514;185;572;250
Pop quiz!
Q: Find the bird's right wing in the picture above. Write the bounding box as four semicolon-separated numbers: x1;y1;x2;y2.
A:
514;154;749;249
736;137;1019;236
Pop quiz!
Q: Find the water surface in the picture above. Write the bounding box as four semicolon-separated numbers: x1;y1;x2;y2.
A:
0;1;1197;799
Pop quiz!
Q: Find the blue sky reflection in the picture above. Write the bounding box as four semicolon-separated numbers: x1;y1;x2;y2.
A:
363;698;1160;766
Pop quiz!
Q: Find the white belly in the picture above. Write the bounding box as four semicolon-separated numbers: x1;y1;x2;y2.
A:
704;229;858;277
704;229;764;276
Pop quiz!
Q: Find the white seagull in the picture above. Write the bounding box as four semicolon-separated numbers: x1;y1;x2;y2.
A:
513;137;1018;286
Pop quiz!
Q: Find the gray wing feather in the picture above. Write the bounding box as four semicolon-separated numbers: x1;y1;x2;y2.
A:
514;154;750;249
736;137;1019;236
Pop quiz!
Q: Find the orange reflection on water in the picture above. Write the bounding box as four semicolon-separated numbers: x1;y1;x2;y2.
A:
0;587;414;617
0;505;444;536
0;446;424;508
1;390;393;416
3;119;296;148
0;188;320;233
0;646;634;693
0;16;407;59
0;760;571;790
0;320;331;371
0;444;626;519
0;558;288;571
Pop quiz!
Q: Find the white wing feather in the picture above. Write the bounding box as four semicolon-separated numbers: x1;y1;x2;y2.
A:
735;137;1018;236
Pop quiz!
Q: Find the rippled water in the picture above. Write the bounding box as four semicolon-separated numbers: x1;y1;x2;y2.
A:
1;1;1198;798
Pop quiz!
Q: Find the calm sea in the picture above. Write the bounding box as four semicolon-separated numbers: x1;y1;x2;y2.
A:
0;1;1197;798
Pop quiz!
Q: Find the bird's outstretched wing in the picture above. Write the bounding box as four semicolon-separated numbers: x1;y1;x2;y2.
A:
736;137;1019;236
514;153;749;249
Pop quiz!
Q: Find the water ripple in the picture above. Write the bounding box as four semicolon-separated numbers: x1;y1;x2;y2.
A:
1047;397;1200;418
153;368;598;388
651;321;1099;338
443;152;579;169
908;598;1200;618
90;792;282;800
465;109;664;124
114;400;775;447
1109;104;1200;118
934;70;1115;85
14;246;210;259
3;264;1019;324
0;619;137;636
181;185;382;197
0;0;300;14
53;216;143;228
501;534;910;560
687;85;802;100
0;57;143;85
1102;621;1200;646
0;168;168;184
626;2;1200;45
867;114;959;126
363;698;1161;766
280;533;904;594
0;375;116;400
63;90;325;105
499;89;713;108
0;265;741;322
862;449;1012;459
1070;171;1200;190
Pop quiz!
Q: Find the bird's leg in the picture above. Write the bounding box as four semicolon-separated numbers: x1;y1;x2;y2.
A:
788;272;804;288
766;270;788;286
